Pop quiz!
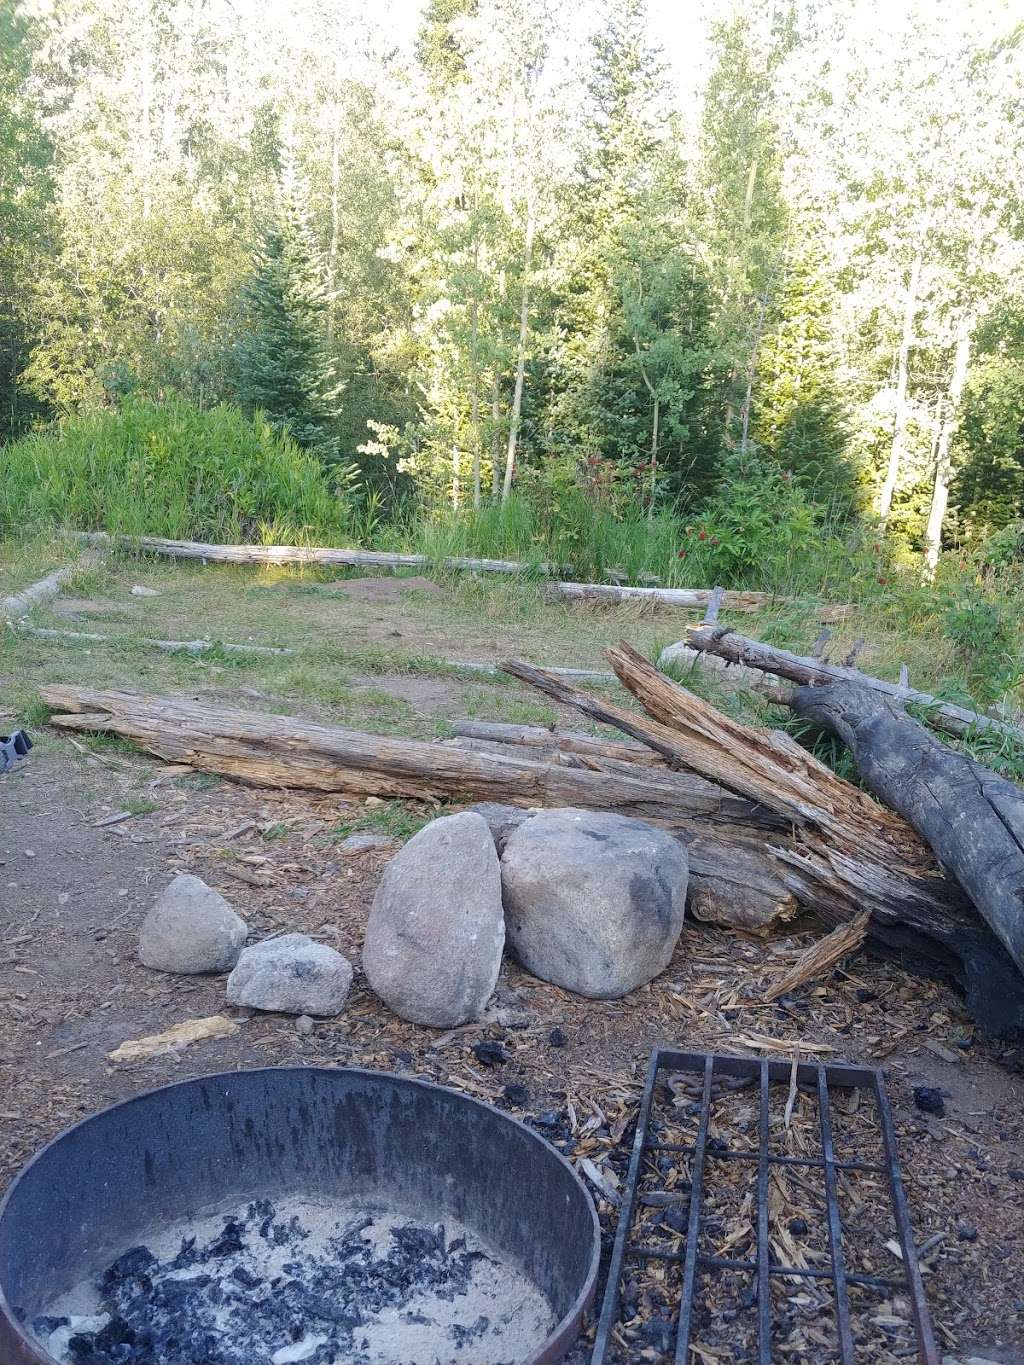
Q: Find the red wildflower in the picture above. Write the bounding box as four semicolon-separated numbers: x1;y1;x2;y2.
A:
698;530;707;541
678;550;687;559
877;575;888;585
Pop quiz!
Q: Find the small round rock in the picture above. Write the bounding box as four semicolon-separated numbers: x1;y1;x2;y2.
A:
226;934;352;1017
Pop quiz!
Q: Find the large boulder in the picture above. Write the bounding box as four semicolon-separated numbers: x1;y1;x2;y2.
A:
226;934;352;1016
465;802;531;854
362;812;504;1027
139;874;248;974
500;808;689;999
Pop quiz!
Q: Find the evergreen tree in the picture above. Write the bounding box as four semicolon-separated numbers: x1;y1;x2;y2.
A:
546;0;716;495
752;233;856;503
0;0;53;437
233;154;343;460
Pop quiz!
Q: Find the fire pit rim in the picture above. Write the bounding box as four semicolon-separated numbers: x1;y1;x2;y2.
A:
0;1063;602;1365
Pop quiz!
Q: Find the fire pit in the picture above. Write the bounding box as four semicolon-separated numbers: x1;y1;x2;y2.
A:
0;1067;599;1365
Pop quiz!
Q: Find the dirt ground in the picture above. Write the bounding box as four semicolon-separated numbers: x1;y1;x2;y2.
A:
2;742;1023;1362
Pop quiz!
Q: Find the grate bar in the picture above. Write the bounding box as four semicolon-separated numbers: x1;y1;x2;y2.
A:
818;1065;856;1362
590;1049;937;1364
646;1142;887;1175
673;1053;713;1365
756;1060;771;1364
589;1049;660;1361
628;1245;908;1292
873;1072;941;1364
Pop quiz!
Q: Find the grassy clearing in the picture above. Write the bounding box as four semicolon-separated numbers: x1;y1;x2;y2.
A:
2;533;1022;780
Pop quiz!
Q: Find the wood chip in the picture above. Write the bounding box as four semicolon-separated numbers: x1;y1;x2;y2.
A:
107;1014;240;1063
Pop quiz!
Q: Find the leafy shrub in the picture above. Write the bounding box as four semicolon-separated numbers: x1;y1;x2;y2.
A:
976;519;1024;569
0;395;351;542
939;584;1023;704
671;460;841;591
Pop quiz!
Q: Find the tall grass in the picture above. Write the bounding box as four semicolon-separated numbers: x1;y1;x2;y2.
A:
0;396;350;543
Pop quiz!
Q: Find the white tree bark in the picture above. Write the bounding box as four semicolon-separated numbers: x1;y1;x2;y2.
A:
879;248;924;524
923;317;973;574
501;199;535;504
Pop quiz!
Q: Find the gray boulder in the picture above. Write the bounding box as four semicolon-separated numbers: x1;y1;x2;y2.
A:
362;812;504;1027
465;802;531;853
500;808;689;999
139;874;248;974
226;934;352;1016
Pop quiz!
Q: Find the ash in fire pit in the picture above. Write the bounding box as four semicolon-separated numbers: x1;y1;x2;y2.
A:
33;1195;554;1365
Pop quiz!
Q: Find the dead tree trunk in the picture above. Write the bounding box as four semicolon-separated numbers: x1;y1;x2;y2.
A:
686;624;1023;744
791;681;1024;976
40;685;794;934
505;652;1024;1036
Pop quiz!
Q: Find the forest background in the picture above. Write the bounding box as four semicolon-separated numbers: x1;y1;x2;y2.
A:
1;0;1023;714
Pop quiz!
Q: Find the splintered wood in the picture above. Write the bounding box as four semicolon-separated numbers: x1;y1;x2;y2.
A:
763;913;871;1004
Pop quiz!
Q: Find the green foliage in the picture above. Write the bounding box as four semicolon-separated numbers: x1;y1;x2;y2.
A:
954;355;1024;533
0;0;52;439
0;395;350;541
232;153;344;461
938;585;1023;705
751;238;858;504
330;800;435;842
672;459;839;589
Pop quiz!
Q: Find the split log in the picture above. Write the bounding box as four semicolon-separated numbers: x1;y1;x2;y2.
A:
450;719;665;766
686;624;1023;744
791;682;1024;976
504;652;1024;1035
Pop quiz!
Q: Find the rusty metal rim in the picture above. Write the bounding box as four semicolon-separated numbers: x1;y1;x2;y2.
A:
0;1064;601;1365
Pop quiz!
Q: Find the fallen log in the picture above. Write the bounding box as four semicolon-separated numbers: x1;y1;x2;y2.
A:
76;531;850;617
504;651;1024;1035
40;685;794;932
450;719;665;766
791;682;1024;976
39;685;771;826
0;550;104;621
686;624;1023;744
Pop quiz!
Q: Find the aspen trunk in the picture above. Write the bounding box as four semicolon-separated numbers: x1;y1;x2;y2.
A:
923;318;973;574
878;249;923;524
501;200;535;504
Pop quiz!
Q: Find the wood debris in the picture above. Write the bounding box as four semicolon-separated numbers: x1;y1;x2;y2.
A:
764;911;871;1003
107;1014;240;1063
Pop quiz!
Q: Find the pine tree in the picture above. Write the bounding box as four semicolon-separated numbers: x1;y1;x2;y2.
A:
233;153;343;460
752;234;856;503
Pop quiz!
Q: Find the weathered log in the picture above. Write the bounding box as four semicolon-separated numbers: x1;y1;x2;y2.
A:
791;682;1024;976
505;651;1024;1035
686;624;1023;743
39;685;768;825
0;550;104;621
450;719;665;766
40;684;795;932
75;531;850;616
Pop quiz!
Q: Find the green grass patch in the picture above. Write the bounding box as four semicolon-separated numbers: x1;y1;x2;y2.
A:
329;800;438;842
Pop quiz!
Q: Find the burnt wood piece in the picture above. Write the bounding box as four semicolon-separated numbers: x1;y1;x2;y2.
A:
504;651;1024;1036
792;681;1024;977
686;623;1023;744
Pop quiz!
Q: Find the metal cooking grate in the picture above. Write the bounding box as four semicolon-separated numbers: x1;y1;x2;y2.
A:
591;1049;939;1363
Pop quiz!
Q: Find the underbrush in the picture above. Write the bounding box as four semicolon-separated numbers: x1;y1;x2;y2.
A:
0;396;350;543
